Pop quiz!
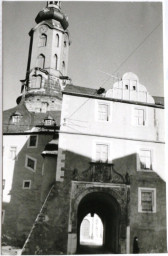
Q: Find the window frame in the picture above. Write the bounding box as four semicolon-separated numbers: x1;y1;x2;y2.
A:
138;148;153;171
132;106;147;127
22;180;32;189
25;155;37;172
92;141;111;163
44;119;54;126
27;135;38;148
96;100;112;122
12;115;21;123
138;187;156;213
38;33;47;47
9;146;17;160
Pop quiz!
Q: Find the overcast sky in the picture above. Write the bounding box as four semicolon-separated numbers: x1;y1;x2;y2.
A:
3;1;163;110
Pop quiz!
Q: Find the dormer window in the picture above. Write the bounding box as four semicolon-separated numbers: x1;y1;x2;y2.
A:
11;112;22;123
44;116;55;126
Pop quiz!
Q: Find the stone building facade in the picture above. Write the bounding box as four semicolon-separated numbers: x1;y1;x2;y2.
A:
2;1;167;255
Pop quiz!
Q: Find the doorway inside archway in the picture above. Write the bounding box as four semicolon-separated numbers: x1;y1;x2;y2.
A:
77;192;121;254
80;213;103;246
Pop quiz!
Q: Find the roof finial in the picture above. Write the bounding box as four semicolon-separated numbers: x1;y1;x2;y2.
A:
47;1;61;9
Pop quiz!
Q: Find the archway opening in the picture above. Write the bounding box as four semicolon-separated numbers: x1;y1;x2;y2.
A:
77;192;120;254
80;213;103;246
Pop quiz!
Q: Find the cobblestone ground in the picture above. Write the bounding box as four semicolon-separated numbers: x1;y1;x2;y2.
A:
1;246;22;255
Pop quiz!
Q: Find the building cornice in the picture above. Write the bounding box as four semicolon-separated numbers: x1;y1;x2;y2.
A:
59;130;165;144
62;91;164;109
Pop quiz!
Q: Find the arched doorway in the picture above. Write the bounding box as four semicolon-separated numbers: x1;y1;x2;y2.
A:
80;213;103;246
77;192;121;254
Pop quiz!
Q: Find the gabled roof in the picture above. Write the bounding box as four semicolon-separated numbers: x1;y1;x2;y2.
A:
63;84;98;96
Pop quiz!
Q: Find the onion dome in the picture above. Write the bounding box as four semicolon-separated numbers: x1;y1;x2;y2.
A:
35;1;69;30
42;134;58;156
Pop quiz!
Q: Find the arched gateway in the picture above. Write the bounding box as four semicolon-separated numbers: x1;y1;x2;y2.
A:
67;181;129;254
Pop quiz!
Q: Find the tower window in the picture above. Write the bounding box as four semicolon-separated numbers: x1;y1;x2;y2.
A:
23;180;31;189
38;34;47;47
41;102;48;113
31;75;42;89
56;34;59;47
55;54;58;70
36;54;45;69
25;155;37;172
64;41;67;47
28;135;38;148
62;61;65;74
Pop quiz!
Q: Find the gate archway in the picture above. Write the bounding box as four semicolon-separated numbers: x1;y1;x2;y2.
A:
77;192;121;254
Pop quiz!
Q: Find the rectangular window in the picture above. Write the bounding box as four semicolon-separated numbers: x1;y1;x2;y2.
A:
2;210;5;224
134;108;145;126
96;144;108;162
2;179;5;190
138;188;156;213
28;135;38;148
139;149;152;170
98;103;109;121
25;155;36;172
12;115;21;123
23;180;31;189
9;146;17;160
45;119;53;126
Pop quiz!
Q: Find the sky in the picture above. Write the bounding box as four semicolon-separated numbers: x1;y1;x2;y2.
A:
2;1;164;110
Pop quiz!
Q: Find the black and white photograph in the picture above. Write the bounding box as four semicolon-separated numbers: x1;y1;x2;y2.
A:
2;1;167;255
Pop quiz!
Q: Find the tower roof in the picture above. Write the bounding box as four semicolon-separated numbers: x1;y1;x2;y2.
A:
35;1;69;30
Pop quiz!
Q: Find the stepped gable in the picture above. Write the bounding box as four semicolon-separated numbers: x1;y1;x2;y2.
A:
3;103;61;133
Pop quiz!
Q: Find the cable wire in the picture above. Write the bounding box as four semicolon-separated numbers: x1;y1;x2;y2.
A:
113;21;162;74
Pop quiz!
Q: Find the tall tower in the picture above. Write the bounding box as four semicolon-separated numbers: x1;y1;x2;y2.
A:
18;1;71;113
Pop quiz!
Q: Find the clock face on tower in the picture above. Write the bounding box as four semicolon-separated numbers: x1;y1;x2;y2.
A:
39;25;48;33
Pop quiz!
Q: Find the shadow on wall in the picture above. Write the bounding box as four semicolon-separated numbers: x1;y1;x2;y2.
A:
2;133;54;247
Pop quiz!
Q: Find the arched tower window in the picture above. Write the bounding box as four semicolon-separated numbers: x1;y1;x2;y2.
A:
38;34;47;47
31;75;42;89
55;54;58;70
56;34;59;47
62;61;65;74
36;76;42;88
36;54;45;69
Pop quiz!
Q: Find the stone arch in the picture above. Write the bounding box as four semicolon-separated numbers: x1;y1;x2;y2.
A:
68;183;129;254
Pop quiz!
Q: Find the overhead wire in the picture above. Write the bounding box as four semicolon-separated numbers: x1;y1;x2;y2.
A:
113;21;162;74
63;20;162;122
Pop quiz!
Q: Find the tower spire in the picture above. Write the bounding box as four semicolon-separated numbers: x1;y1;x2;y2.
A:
17;1;71;112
